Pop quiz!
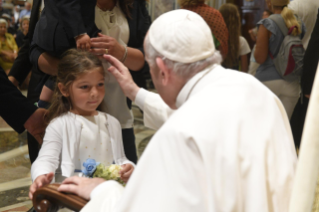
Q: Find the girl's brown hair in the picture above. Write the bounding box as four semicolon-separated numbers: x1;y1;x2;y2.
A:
219;3;241;68
45;49;104;124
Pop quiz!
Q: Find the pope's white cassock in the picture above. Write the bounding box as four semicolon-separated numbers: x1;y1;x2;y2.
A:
81;64;297;212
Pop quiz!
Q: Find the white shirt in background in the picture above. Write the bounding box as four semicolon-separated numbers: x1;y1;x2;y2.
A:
238;36;251;56
95;5;134;129
288;0;319;49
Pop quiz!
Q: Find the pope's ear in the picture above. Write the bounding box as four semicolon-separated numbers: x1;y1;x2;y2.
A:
156;57;170;85
58;83;69;97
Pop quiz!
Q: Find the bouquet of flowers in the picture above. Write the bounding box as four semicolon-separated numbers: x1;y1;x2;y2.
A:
81;159;125;186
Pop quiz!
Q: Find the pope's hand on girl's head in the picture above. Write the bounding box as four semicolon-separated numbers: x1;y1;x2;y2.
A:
103;55;140;101
119;164;134;183
90;33;125;60
29;172;54;200
58;176;105;200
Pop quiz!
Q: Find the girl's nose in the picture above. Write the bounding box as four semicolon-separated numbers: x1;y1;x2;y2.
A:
91;86;98;97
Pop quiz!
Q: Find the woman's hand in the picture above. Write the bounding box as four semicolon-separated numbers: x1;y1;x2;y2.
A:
119;163;134;183
29;172;54;200
90;33;125;60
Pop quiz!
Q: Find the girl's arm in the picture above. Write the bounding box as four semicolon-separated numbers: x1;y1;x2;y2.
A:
31;119;63;181
254;24;271;64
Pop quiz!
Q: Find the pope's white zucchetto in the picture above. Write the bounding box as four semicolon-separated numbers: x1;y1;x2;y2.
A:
149;9;216;64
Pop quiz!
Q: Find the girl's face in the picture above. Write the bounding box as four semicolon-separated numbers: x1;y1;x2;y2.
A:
22;20;29;33
60;68;105;116
0;23;7;36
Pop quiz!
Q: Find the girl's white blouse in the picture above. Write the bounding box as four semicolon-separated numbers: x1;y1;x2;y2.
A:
76;112;114;167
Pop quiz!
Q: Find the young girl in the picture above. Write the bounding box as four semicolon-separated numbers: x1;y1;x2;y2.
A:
219;3;251;72
29;49;134;199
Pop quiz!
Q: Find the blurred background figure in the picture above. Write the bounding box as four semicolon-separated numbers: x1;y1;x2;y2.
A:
2;13;17;37
0;18;17;74
247;9;272;76
254;0;305;120
12;5;20;26
219;3;251;72
178;0;229;59
15;16;29;48
0;0;11;17
19;2;31;23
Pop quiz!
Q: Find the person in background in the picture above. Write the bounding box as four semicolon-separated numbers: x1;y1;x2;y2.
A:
254;0;305;119
15;16;29;48
12;5;20;26
288;0;319;49
219;3;251;72
19;2;31;23
248;10;272;42
89;0;151;163
0;67;46;144
0;18;18;74
0;0;11;17
2;13;17;37
248;9;272;76
290;9;319;150
178;0;229;59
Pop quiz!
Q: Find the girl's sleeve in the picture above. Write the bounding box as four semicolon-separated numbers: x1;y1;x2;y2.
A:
107;115;136;167
31;118;63;181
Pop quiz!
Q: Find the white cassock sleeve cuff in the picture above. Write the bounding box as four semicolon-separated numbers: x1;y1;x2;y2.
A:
134;88;149;111
82;180;124;212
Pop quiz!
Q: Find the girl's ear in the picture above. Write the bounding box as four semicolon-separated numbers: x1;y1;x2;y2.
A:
58;83;69;97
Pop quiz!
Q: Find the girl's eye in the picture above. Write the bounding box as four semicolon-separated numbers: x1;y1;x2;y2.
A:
98;83;104;87
80;85;88;89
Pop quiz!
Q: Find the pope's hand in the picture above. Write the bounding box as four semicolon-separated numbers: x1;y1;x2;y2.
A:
24;108;47;145
103;55;140;101
119;163;134;183
29;172;54;200
58;176;105;200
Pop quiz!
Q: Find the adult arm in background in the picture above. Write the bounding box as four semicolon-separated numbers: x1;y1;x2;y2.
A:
8;0;54;86
254;24;270;64
0;68;46;143
104;55;174;130
90;33;145;71
8;40;59;86
301;8;319;97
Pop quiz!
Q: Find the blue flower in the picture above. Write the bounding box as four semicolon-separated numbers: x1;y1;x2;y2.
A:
82;159;100;177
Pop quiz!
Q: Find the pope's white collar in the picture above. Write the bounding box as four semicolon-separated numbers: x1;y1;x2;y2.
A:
175;64;217;108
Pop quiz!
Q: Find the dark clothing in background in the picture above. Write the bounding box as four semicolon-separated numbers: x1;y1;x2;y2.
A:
15;30;25;48
0;67;37;133
290;8;319;149
7;0;43;164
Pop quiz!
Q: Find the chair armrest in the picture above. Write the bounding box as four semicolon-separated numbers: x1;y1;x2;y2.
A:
32;183;88;212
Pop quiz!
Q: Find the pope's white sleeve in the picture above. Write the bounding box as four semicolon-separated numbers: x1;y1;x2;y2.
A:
81;180;124;212
135;88;175;130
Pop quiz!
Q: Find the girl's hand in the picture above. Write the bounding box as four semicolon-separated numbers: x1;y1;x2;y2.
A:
90;33;125;60
119;163;134;183
29;172;54;200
